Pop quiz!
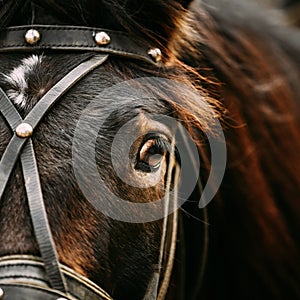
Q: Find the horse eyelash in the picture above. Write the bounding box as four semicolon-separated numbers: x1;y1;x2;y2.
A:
135;137;172;172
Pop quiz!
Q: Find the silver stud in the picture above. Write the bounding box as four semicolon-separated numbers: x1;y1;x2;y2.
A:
16;123;33;138
94;31;111;45
0;287;4;299
25;29;41;45
148;48;162;63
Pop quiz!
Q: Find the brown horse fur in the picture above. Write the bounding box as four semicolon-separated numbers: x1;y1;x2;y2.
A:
0;0;300;299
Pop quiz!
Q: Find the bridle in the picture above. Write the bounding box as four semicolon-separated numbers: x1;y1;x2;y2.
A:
0;25;178;300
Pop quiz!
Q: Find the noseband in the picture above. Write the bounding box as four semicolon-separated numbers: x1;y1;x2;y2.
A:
0;25;176;300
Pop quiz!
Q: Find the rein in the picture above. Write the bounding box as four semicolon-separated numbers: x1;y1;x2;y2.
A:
0;24;176;300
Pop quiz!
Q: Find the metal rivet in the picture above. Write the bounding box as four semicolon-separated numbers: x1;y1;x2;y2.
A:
147;48;162;63
25;29;41;45
94;31;111;45
16;123;33;138
0;287;4;299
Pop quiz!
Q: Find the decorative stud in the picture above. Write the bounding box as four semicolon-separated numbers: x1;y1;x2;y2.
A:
16;123;33;138
94;31;111;45
0;287;4;299
25;29;41;45
147;48;162;63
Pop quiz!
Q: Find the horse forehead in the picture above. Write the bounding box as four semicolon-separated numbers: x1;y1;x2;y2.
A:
3;54;43;108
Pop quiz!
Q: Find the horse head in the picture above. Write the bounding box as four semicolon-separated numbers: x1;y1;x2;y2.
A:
0;1;300;299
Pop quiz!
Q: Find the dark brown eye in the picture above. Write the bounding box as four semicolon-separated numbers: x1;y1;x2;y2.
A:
136;137;170;172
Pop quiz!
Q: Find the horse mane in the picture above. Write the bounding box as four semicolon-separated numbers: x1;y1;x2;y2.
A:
178;2;300;299
1;0;300;299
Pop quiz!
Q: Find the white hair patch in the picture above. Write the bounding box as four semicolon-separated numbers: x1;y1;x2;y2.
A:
3;55;43;108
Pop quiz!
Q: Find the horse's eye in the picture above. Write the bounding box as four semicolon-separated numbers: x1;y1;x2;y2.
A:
136;137;170;172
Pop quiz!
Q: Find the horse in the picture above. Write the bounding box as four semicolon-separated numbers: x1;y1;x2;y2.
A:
0;0;300;299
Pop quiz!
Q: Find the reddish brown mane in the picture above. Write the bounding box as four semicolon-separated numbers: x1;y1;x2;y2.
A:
164;2;300;299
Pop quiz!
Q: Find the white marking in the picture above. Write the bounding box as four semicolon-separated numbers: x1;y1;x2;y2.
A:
3;55;43;108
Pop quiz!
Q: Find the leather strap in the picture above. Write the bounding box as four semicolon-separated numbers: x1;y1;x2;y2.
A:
0;54;108;199
22;140;68;292
0;284;71;300
0;255;112;300
0;25;157;65
0;90;67;292
0;54;109;292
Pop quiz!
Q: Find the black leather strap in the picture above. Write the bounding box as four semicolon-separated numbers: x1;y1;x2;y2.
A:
0;25;157;64
0;256;112;300
0;54;109;293
0;87;21;130
0;90;67;292
0;284;71;300
0;54;108;200
22;140;68;292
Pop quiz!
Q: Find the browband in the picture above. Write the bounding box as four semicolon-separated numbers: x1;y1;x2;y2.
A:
0;25;161;65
